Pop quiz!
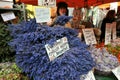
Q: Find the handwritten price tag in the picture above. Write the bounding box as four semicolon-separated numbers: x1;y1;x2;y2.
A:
105;23;112;45
38;0;56;7
112;66;120;80
85;71;96;80
112;22;117;40
35;7;51;23
80;71;96;80
1;12;16;22
45;37;69;61
82;28;97;45
68;8;74;16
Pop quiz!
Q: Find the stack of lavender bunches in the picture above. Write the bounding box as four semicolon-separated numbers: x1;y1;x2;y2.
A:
9;19;95;80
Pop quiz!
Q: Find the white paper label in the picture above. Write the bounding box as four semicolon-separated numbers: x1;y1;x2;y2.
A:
86;71;96;80
0;1;13;8
1;12;16;22
105;23;112;45
68;7;74;16
80;71;96;80
112;22;117;40
112;66;120;80
82;28;97;45
110;2;118;13
35;7;51;23
45;37;69;61
38;0;56;7
1;0;13;1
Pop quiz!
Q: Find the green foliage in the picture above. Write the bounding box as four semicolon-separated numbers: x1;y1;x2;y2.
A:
0;63;21;76
0;62;29;80
0;23;14;62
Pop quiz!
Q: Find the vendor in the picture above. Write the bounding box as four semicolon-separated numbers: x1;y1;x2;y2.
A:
48;2;69;27
56;1;68;16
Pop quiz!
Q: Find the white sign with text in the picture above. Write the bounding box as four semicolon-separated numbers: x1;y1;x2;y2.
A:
80;71;96;80
85;71;96;80
45;37;69;61
35;7;51;23
112;66;120;80
110;2;118;13
105;23;112;45
68;7;74;16
82;28;97;45
112;22;117;40
38;0;56;7
1;12;16;22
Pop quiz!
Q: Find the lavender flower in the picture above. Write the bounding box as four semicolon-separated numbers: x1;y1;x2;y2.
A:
9;19;95;80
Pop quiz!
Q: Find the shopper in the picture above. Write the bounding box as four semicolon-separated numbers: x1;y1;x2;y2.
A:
116;10;120;37
100;10;116;42
70;7;83;30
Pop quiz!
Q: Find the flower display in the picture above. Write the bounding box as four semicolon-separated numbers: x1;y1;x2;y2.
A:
9;19;95;80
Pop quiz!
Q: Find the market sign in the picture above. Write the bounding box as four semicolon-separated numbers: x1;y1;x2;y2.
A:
0;0;13;8
80;71;96;80
35;7;51;23
112;66;120;80
45;37;69;61
1;12;16;22
82;28;97;45
112;22;117;40
85;71;96;80
105;23;112;45
68;7;74;16
110;2;118;13
38;0;56;7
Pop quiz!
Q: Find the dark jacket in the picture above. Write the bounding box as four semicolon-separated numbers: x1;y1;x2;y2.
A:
100;18;115;42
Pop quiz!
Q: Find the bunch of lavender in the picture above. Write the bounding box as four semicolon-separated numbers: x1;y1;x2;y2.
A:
8;19;39;38
9;19;95;80
54;15;72;26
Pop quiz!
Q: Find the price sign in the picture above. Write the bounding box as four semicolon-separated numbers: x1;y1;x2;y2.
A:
110;2;118;13
45;37;69;61
85;71;96;80
112;22;117;40
68;7;74;16
82;28;97;45
38;0;56;7
112;66;120;80
1;12;16;22
35;7;51;23
105;23;112;45
80;71;96;80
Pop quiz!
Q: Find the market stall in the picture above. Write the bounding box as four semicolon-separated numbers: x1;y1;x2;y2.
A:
0;0;120;80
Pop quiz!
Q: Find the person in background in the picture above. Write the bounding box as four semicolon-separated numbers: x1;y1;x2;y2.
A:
47;1;69;27
116;10;120;37
100;10;116;42
71;7;83;29
56;1;68;16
